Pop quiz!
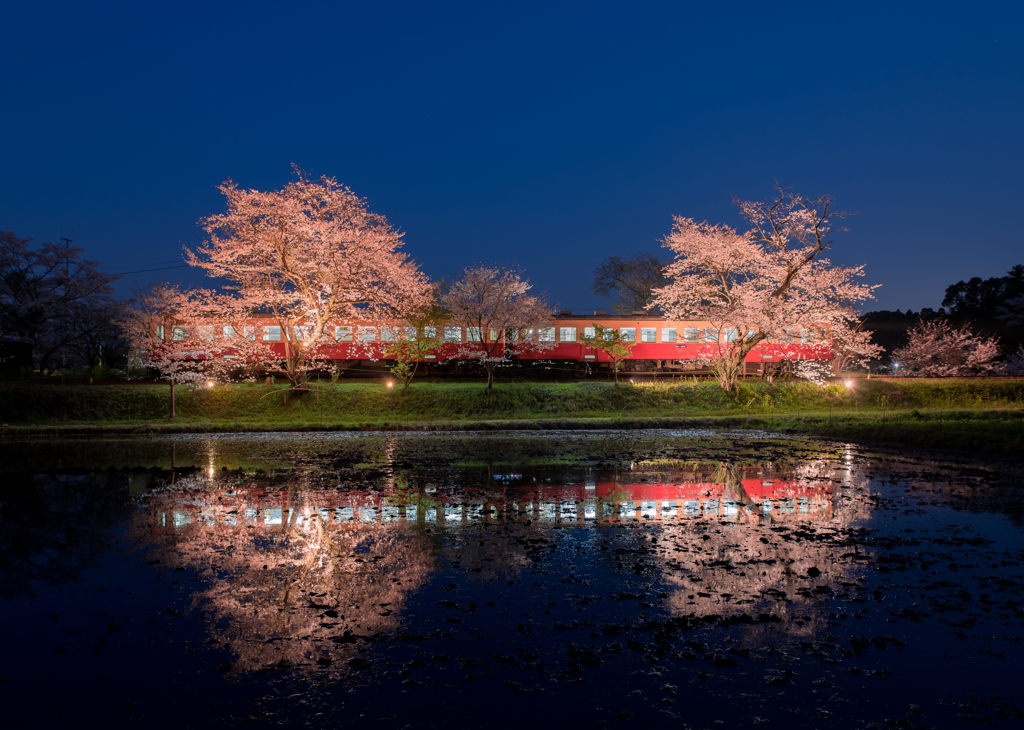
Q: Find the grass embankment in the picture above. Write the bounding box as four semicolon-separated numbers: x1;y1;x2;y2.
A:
1;378;1022;455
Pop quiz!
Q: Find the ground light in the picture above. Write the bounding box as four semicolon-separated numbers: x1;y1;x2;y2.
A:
387;382;394;389
206;381;215;388
845;380;854;388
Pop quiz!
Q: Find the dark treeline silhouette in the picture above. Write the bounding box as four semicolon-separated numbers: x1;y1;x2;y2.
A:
0;230;129;375
862;265;1024;368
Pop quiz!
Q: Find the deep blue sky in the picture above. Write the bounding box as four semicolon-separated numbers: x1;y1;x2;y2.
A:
3;1;1022;313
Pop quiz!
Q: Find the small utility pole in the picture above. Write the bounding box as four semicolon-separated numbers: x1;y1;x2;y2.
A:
60;230;73;372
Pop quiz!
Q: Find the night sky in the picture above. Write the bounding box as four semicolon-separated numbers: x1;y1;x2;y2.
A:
3;1;1022;313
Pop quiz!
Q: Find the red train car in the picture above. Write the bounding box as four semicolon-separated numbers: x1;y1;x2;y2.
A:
164;310;831;377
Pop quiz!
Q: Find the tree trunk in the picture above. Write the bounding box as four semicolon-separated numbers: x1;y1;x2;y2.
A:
486;362;494;389
170;377;176;419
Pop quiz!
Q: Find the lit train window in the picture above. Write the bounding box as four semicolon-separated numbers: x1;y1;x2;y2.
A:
467;327;483;342
584;326;596;339
198;326;214;341
640;328;656;342
444;326;462;342
683;328;700;343
620;327;636;342
560;327;576;342
243;326;255;341
424;326;437;339
539;327;555;342
358;326;377;343
223;325;236;338
262;326;281;342
381;327;399;342
405;327;417;341
172;326;189;341
661;328;677;342
334;326;353;342
156;325;165;340
705;328;719;342
799;329;811;343
723;328;738;342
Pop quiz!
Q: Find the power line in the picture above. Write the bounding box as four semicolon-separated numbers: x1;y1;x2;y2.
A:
111;264;191;275
104;259;182;271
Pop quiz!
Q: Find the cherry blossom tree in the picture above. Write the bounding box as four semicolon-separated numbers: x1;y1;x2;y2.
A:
829;319;884;374
119;284;215;417
442;266;554;389
892;319;1001;376
119;284;263;416
190;167;431;390
655;187;878;391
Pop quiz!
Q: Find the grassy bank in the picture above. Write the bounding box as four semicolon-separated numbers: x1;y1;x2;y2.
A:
1;378;1022;455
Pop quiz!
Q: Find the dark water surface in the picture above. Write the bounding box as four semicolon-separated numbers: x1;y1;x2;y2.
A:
1;431;1023;729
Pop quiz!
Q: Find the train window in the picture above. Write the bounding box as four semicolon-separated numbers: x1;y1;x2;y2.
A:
683;327;700;342
705;328;719;342
243;326;256;341
723;328;738;342
290;326;310;342
172;326;189;341
560;327;576;342
620;327;636;342
334;326;353;342
799;328;811;343
404;327;417;341
198;326;214;341
424;326;437;339
584;326;596;339
381;327;399;342
467;327;483;342
539;327;555;342
262;326;281;342
223;325;236;338
156;325;165;340
358;326;377;343
444;326;462;342
661;328;677;342
640;327;656;343
781;328;797;343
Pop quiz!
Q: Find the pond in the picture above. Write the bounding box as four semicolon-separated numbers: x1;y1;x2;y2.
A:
1;431;1022;729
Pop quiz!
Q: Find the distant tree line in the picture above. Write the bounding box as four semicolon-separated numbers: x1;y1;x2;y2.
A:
859;265;1023;372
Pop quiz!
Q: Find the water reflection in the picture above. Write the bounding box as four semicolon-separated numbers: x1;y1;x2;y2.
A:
108;454;869;674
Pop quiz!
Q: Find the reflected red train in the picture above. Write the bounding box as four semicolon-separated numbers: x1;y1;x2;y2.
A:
149;476;833;529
